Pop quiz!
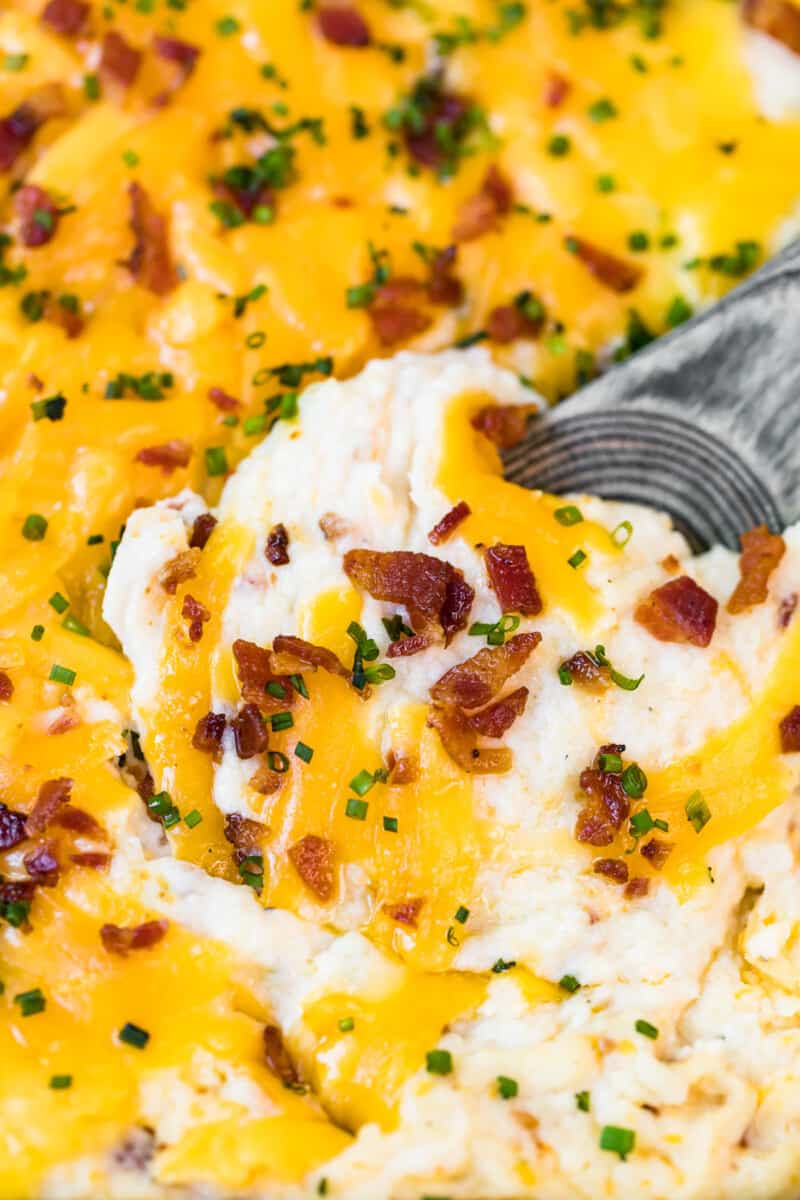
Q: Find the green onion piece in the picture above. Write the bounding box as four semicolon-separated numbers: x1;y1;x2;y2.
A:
635;1019;658;1039
82;72;100;100
48;592;69;614
364;663;396;685
238;854;264;889
383;815;398;832
598;752;622;774
454;905;470;924
243;414;268;437
337;1016;355;1033
497;1075;518;1099
548;133;571;156
559;974;580;994
629;809;654;836
267;750;290;773
575;1090;590;1112
216;14;240;34
611;520;633;547
568;549;587;569
558;665;573;686
587;97;617;122
22;513;48;541
270;711;293;732
349;768;376;796
554;505;583;526
609;666;645;691
122;149;139;167
491;958;516;974
62;613;91;637
425;1048;453;1075
294;741;314;763
289;673;309;699
184;809;203;829
31;624;45;642
599;1125;635;1160
245;331;265;350
621;764;648;799
468;622;494;637
49;664;76;686
118;1022;149;1049
87;533;104;545
654;817;669;832
205;446;228;477
15;988;46;1017
266;681;286;699
685;790;711;833
49;1074;73;1089
345;797;368;821
596;174;616;193
628;230;650;251
4;53;29;71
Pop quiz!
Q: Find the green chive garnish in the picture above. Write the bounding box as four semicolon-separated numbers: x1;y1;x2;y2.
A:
554;505;583;526
621;764;647;799
635;1019;658;1039
497;1075;518;1099
270;711;293;732
337;1016;355;1033
119;1022;149;1049
15;988;46;1017
575;1090;590;1111
62;613;91;637
559;974;580;993
454;905;470;924
205;446;228;477
685;791;711;833
49;1074;73;1089
383;815;398;832
295;741;314;763
31;624;45;642
425;1048;453;1075
184;809;203;829
49;664;76;686
349;769;375;796
345;797;368;821
22;513;48;541
598;751;622;774
48;592;69;614
568;549;587;569
599;1125;635;1160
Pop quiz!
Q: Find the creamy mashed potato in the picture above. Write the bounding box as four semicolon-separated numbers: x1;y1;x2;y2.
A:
91;350;800;1200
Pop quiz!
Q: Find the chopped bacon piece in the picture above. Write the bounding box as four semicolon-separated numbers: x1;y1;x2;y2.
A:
428;704;513;774
15;184;60;248
560;650;606;688
25;777;72;837
0;879;36;907
208;385;240;412
44;294;84;338
567;236;642;293
383;897;423;927
271;634;349;679
426;244;463;307
635;575;718;647
624;877;650;900
431;632;541;710
0;84;66;172
344;549;474;640
263;1024;302;1087
54;804;106;837
487;303;543;344
485;543;542;616
468;686;528;737
192;711;226;755
543;70;570;107
265;523;290;566
640;837;673;870
135;439;192;474
189;512;217;550
727;524;785;614
233;639;295;713
157;547;201;595
182;593;210;642
471;403;533;450
70;851;110;869
100;30;142;90
288;833;335;901
742;0;800;54
452;163;513;242
223;812;266;861
250;764;285;794
0;672;13;702
100;919;168;956
367;278;431;346
575;745;629;847
405;88;470;169
428;500;471;546
593;857;628;884
42;0;89;35
23;842;59;885
316;3;371;46
779;593;798;628
779;705;800;753
125;181;177;295
152;34;200;100
387;633;429;658
387;750;417;785
231;702;268;759
213;175;275;223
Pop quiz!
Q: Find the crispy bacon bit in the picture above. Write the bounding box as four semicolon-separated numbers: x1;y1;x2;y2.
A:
182;593;210;643
383;897;423;927
126;181;177;295
343;549;474;641
100;30;142;90
54;805;105;837
742;0;800;54
152;33;200;101
635;575;718;647
316;3;371;46
188;513;217;551
100;919;168;956
428;500;471;546
192;711;226;756
593;857;629;884
25;777;72;837
231;702;268;759
70;851;110;869
44;293;84;338
266;523;290;566
271;635;349;679
779;594;798;628
624;877;650;900
387;750;417;785
471;404;533;450
0;672;13;702
543;70;570;107
428;704;513;774
367;278;431;346
779;705;800;753
223;812;266;861
233;639;295;713
431;632;541;709
560;650;606;689
426;245;463;307
48;708;81;736
386;633;429;658
575;745;629;847
208;385;240;412
135;439;192;474
249;764;284;794
487;303;543;344
0;84;66;172
727;524;785;614
288;833;336;901
263;1024;302;1087
468;686;528;737
485;543;542;616
640;837;673;870
661;554;681;574
42;0;89;35
23;842;59;885
0;879;36;910
157;547;201;595
319;512;349;540
567;236;643;293
15;182;60;247
452;163;513;242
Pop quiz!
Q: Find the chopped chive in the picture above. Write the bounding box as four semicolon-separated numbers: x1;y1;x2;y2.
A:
654;817;669;832
22;513;48;541
238;854;264;889
62;613;91;637
497;1075;518;1099
611;520;633;547
666;295;693;327
587;97;617;122
554;504;583;526
568;549;587;569
82;72;100;100
345;797;368;820
621;764;647;799
635;1018;658;1039
559;974;580;994
49;664;76;686
685;790;711;833
598;751;622;774
491;958;516;974
31;393;66;422
454;905;470;924
383;815;398;832
629;809;654;836
31;624;45;642
599;1125;635;1160
294;741;314;763
243;414;268;436
205;446;228;477
267;750;290;773
184;809;203;829
122;149;139;167
49;1074;73;1089
596;173;616;193
4;53;29;72
215;14;240;34
266;681;286;699
118;1022;149;1049
3;900;30;927
547;133;571;157
289;673;309;699
349;768;375;797
628;230;650;252
425;1048;453;1075
48;592;69;614
558;665;573;686
575;1090;590;1111
337;1016;355;1033
87;533;104;545
15;988;46;1017
270;711;293;732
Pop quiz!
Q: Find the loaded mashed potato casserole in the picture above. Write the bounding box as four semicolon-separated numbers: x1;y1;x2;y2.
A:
2;1;800;1197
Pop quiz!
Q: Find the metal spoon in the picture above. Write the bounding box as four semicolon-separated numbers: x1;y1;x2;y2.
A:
504;239;800;551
